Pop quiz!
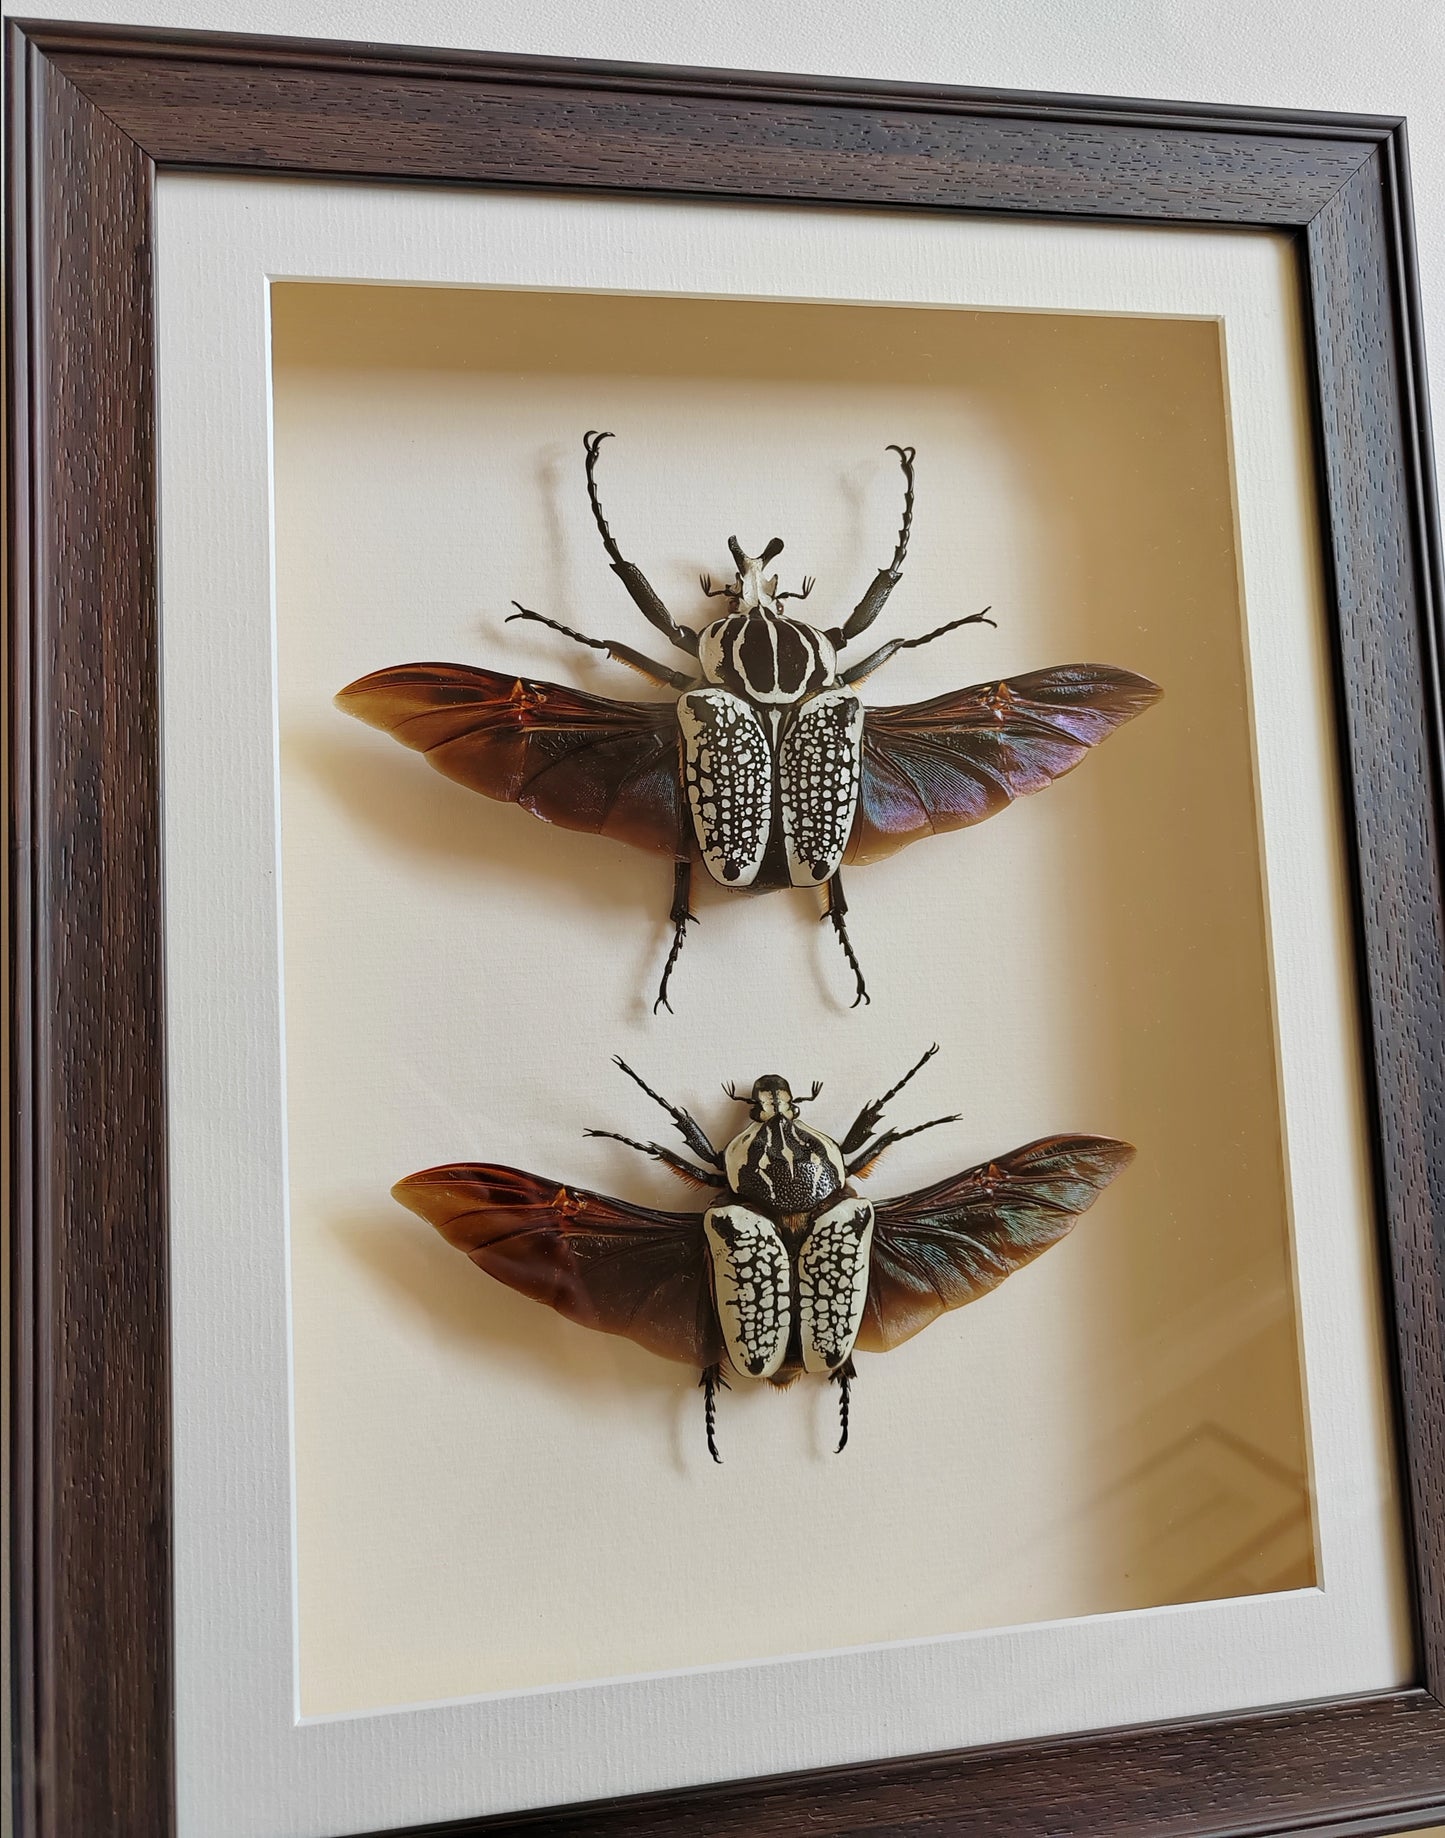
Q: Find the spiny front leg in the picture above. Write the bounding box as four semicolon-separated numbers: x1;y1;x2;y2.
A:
610;1038;722;1165
506;603;696;689
833;443;917;648
841;607;995;687
840;1043;941;1154
583;432;700;657
845;1113;962;1179
699;1363;729;1464
583;1129;723;1188
823;870;870;1008
833;1358;855;1454
654;860;697;1016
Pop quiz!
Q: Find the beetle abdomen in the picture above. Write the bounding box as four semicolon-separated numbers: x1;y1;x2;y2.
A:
703;1203;791;1380
798;1197;875;1373
677;689;773;886
779;688;864;885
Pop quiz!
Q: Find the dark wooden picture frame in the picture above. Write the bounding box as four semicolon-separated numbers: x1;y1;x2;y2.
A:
7;17;1445;1837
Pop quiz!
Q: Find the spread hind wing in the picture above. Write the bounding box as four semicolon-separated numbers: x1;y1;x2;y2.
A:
393;1162;721;1369
847;664;1161;865
859;1135;1135;1353
337;663;687;858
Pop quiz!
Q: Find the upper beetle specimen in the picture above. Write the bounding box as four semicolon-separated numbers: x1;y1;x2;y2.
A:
339;435;1162;1010
393;1047;1134;1460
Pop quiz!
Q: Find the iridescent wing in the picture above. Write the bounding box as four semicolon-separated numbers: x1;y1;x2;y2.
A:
858;1134;1135;1353
393;1162;721;1369
846;665;1162;866
336;664;688;858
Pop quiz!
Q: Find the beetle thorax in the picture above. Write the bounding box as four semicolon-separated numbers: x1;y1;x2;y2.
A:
700;607;838;706
724;1113;847;1212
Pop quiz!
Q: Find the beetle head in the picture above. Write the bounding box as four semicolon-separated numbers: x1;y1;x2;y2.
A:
702;537;817;615
746;1074;797;1120
723;1075;825;1117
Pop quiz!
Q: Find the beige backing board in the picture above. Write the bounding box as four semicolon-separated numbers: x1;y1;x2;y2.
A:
272;281;1311;1717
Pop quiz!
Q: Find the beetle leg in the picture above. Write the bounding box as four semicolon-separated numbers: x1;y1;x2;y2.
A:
700;1364;729;1464
822;871;871;1008
583;1129;722;1188
833;1357;856;1454
845;1114;962;1179
506;604;697;689
652;861;699;1018
584;431;700;657
839;1043;941;1153
840;607;996;687
832;444;916;648
610;1039;723;1165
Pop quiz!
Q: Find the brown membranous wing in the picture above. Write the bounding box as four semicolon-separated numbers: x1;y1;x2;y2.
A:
858;1134;1135;1353
846;664;1162;866
392;1162;722;1369
336;664;687;858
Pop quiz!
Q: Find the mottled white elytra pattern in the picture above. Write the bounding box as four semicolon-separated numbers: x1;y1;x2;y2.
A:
676;689;773;886
797;1197;876;1373
703;1203;791;1379
779;688;866;886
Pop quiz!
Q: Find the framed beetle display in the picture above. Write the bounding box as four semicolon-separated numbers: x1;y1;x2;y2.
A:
10;19;1445;1838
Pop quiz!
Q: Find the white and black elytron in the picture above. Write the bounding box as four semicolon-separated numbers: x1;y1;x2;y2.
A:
339;434;1162;1010
393;1048;1135;1460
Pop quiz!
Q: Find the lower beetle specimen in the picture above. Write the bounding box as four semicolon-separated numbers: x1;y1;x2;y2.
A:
392;1048;1134;1460
338;435;1161;1011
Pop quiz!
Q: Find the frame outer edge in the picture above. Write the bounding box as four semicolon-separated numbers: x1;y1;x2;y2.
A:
5;28;173;1838
1381;119;1445;1694
7;29;42;1838
1304;145;1445;1689
8;20;1445;1838
4;17;1404;136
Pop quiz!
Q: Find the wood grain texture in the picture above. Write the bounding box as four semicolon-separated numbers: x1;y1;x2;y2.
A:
1306;152;1445;1694
6;24;172;1838
5;19;1445;1838
48;44;1380;222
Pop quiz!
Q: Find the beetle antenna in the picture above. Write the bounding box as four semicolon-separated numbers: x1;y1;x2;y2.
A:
722;1080;743;1101
699;573;730;599
777;575;816;603
793;1080;824;1103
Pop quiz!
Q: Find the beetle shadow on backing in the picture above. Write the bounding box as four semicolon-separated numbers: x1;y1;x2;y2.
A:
288;722;662;915
331;1204;698;1473
290;721;872;1018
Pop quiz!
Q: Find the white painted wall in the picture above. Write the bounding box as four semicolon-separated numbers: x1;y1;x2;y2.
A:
6;0;1444;487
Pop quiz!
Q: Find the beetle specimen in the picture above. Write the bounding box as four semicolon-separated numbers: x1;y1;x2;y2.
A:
338;434;1162;1010
392;1047;1134;1460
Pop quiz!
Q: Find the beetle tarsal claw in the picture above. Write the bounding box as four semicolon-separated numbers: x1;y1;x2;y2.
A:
699;1365;727;1464
832;1361;854;1454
